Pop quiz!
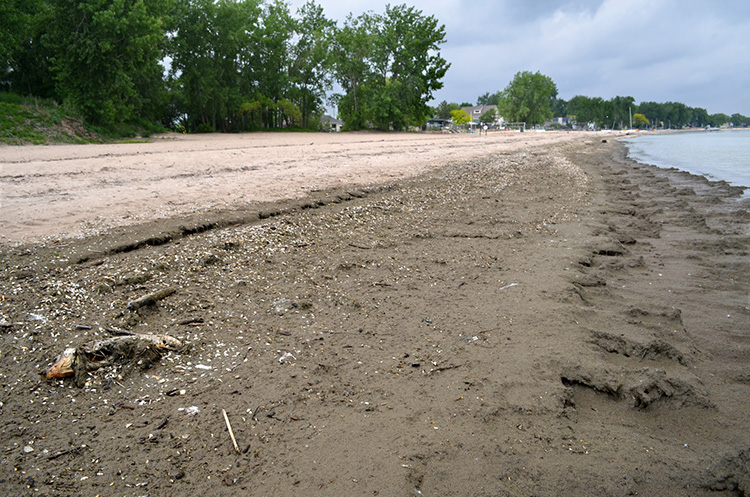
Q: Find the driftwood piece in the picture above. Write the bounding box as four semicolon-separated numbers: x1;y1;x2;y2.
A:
45;333;183;387
127;288;176;310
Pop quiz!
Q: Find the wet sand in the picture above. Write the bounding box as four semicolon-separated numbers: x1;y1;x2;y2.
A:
0;134;748;496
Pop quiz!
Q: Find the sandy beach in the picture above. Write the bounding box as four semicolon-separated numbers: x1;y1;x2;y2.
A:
1;131;592;245
0;132;748;496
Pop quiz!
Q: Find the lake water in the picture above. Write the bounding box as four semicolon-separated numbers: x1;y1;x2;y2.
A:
621;130;750;191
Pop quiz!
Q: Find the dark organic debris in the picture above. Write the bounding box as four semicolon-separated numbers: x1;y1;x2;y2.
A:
45;333;184;387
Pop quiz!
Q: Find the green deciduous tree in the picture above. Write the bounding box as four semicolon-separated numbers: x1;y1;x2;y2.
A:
450;108;470;127
46;0;174;126
633;113;649;128
690;107;709;127
332;4;449;131
330;12;374;130
567;95;604;127
708;113;730;127
0;0;26;71
608;95;635;129
256;0;294;111
171;0;263;131
0;0;36;87
434;100;459;119
635;101;713;129
480;108;497;123
289;1;335;129
0;0;57;98
477;91;501;106
730;113;749;127
499;71;557;126
550;96;567;117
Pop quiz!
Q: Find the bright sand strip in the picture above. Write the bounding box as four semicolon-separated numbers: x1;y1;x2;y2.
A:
0;130;618;244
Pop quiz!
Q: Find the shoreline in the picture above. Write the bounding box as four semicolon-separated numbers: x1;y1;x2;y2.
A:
0;138;748;495
618;128;750;194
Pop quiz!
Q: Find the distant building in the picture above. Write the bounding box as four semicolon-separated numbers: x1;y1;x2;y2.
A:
460;105;504;128
549;116;574;127
321;115;343;132
545;116;596;130
425;118;451;130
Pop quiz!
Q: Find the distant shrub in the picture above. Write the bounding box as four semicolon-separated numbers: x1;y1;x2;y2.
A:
195;123;213;133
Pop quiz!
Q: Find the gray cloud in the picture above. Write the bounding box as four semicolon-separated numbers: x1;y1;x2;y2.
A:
287;0;749;114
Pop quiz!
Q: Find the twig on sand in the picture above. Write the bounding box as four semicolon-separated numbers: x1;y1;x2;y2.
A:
222;409;241;454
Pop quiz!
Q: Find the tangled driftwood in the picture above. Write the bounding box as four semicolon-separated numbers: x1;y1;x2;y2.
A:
45;333;184;387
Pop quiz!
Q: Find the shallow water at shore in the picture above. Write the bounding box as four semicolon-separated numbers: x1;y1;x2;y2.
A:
622;130;750;190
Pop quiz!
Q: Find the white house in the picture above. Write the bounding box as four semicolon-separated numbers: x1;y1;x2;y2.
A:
321;115;343;132
460;105;504;128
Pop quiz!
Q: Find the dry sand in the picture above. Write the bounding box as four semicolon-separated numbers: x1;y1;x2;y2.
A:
0;132;749;496
2;130;591;245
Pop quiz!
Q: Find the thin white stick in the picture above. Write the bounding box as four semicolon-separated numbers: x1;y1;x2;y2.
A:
222;409;241;453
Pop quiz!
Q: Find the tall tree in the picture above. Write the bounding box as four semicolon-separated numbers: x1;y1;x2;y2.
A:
730;113;748;127
289;1;334;128
0;0;35;87
708;113;730;127
690;107;709;127
332;4;449;131
46;0;174;126
257;0;294;110
550;96;567;117
636;101;663;128
371;4;449;130
567;95;612;128
0;0;56;98
171;0;263;131
434;100;459;119
499;71;557;126
0;0;22;71
331;12;376;130
477;91;501;106
608;95;635;129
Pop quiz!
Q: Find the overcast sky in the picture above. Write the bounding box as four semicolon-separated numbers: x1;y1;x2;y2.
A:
286;0;750;115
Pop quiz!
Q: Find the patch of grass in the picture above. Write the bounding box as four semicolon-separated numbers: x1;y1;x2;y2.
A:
0;93;96;145
88;118;166;141
0;92;166;145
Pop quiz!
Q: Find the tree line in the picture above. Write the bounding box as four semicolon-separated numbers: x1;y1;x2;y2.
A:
434;71;749;129
1;0;448;133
